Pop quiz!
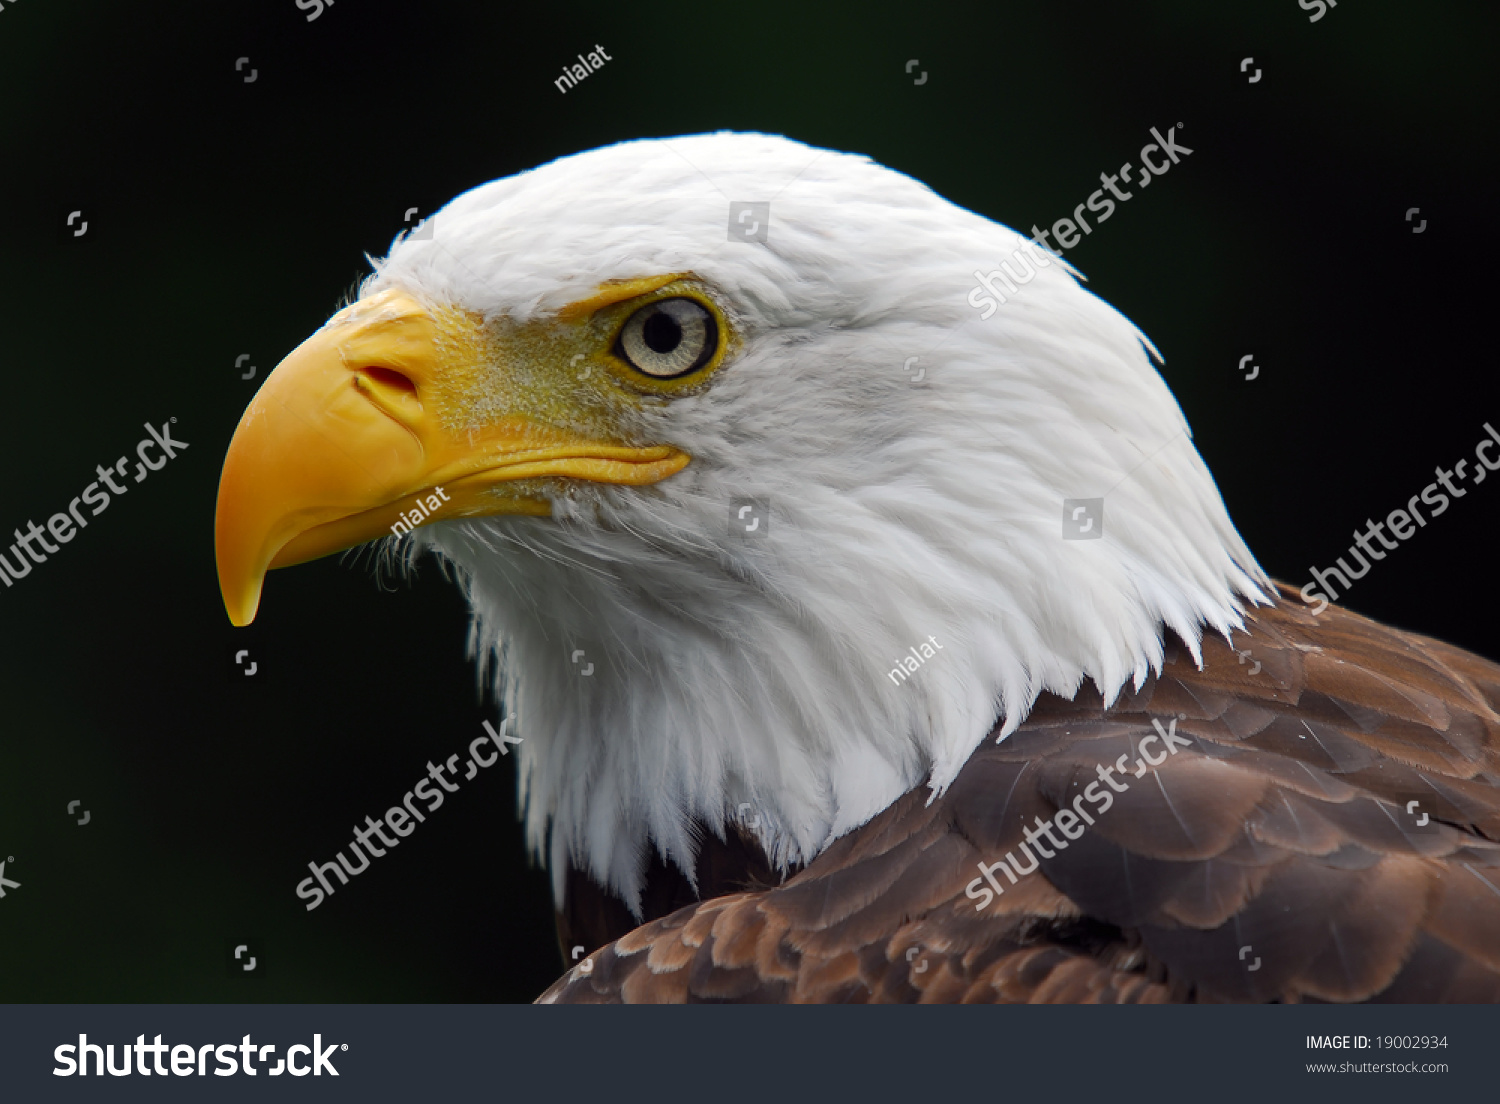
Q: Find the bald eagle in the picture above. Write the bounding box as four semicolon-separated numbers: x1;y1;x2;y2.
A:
217;133;1500;1003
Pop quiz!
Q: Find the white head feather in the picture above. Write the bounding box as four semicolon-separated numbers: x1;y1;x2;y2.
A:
363;132;1267;914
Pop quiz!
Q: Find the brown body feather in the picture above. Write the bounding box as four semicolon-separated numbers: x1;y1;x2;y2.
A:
541;584;1500;1003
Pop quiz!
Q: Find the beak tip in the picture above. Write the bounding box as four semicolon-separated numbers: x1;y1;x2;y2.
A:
222;579;263;628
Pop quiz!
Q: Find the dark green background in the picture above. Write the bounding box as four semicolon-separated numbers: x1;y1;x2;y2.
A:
0;0;1494;1002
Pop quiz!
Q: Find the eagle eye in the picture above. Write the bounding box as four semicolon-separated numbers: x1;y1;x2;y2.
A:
616;297;718;379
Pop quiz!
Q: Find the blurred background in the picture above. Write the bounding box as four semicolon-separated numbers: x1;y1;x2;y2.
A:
0;0;1494;1002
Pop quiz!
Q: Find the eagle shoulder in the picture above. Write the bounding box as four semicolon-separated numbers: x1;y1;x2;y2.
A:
541;585;1500;1003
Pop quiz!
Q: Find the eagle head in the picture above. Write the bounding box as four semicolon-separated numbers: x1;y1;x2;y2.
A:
215;132;1265;912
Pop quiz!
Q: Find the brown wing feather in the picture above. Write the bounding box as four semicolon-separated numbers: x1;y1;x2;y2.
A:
540;584;1500;1003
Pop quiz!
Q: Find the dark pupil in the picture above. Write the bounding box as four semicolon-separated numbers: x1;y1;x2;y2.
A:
642;309;683;354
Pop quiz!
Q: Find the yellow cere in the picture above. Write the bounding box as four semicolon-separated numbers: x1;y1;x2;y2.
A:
423;274;737;450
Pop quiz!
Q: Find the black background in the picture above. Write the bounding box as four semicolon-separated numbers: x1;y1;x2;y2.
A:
0;0;1495;1003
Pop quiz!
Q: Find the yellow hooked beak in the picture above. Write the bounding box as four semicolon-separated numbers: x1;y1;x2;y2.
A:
215;288;689;626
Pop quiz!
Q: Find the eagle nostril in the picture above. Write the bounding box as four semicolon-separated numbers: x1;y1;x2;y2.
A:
356;364;418;399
